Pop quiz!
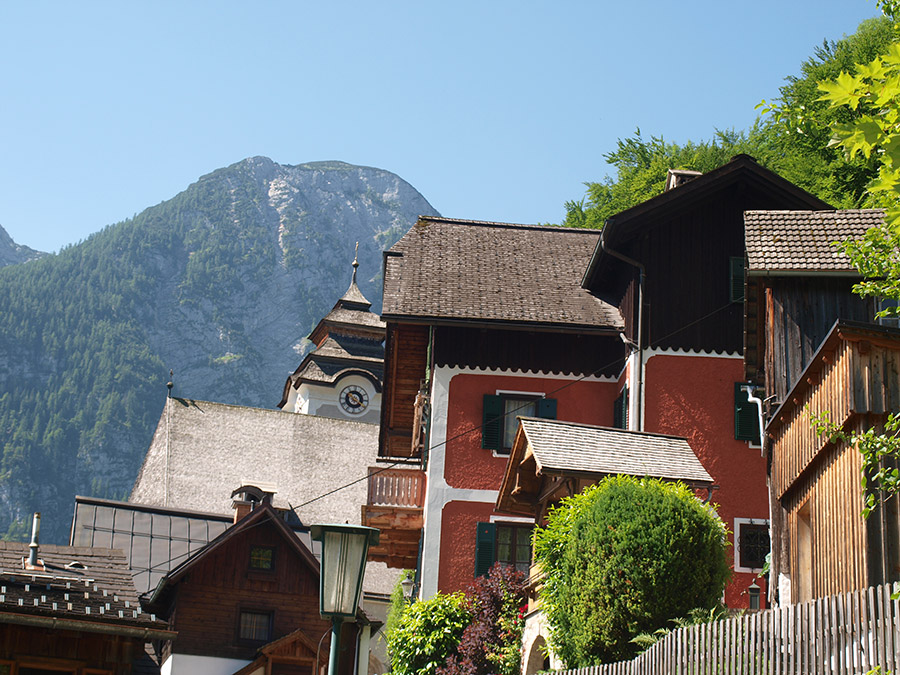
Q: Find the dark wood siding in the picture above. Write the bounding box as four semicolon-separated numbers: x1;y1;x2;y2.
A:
433;326;627;378
0;625;141;674
590;178;829;354
168;519;328;661
380;323;429;458
764;277;874;404
627;187;746;353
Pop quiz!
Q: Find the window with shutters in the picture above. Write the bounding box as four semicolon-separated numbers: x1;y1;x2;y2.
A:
482;393;557;455
734;383;760;445
474;521;533;577
729;256;745;303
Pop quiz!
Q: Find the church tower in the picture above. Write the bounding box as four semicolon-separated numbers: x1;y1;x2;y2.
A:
278;247;385;424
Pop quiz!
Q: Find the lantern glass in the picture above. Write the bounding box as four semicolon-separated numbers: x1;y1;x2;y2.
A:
312;524;379;619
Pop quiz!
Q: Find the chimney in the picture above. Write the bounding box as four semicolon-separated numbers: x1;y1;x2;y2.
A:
27;512;41;568
230;483;277;524
664;169;702;191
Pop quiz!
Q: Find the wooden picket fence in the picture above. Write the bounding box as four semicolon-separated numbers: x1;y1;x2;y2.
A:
555;583;899;675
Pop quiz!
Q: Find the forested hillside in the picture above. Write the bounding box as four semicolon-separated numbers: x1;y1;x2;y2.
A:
563;17;894;228
0;157;438;541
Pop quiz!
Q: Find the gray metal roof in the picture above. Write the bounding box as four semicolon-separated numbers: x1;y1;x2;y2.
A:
71;496;234;594
382;216;623;330
744;209;883;273
520;418;713;485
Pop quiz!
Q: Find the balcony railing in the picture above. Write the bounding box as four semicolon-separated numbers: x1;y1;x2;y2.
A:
367;467;426;508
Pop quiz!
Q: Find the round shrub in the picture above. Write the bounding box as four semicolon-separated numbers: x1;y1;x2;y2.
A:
533;475;730;666
387;591;471;675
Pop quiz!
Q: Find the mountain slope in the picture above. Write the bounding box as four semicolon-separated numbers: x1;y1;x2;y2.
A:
0;225;45;267
0;157;438;541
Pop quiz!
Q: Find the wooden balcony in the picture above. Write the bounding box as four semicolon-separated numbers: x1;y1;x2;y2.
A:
362;467;425;569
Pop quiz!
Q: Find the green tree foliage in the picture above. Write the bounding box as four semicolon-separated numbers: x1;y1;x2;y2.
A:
759;16;894;207
387;592;471;675
563;129;765;228
804;2;900;515
532;476;729;667
564;16;894;230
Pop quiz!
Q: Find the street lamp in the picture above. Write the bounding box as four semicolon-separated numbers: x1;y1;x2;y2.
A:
748;580;761;610
311;524;380;675
400;574;416;604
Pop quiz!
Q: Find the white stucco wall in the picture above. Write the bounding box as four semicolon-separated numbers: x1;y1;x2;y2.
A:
161;653;250;675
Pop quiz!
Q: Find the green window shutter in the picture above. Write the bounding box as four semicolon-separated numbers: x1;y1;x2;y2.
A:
730;256;745;303
734;383;760;444
482;394;503;450
474;522;497;577
613;389;629;429
536;398;557;419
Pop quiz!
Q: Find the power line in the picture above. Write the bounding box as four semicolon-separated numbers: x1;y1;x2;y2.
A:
288;298;739;513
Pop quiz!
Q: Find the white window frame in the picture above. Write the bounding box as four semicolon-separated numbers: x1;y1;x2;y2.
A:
733;517;770;573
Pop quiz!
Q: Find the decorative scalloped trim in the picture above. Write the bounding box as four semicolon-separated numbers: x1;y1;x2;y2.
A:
643;346;741;360
433;364;616;381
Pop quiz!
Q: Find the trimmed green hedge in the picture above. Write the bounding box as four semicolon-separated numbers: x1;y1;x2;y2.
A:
533;476;730;666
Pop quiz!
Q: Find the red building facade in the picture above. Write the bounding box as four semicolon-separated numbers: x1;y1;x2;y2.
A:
373;156;831;609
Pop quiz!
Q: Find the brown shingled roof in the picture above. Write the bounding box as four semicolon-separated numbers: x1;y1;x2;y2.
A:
382;216;623;331
519;418;713;485
744;209;884;274
0;541;172;638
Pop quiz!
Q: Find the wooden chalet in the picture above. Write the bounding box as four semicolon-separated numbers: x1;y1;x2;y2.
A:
143;502;364;675
574;155;830;607
765;321;900;604
0;537;173;674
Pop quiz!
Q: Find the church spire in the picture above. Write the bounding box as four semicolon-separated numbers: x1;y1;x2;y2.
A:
339;242;371;308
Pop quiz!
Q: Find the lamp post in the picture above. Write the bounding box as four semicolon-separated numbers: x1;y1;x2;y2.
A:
748;580;761;610
400;574;416;604
311;524;379;675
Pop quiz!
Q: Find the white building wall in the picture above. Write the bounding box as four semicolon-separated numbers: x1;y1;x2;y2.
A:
160;653;251;675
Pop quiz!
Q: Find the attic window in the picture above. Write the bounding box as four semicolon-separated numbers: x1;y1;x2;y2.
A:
249;546;275;571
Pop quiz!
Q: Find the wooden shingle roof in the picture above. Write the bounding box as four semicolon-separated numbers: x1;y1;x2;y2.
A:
382;217;623;332
744;209;883;274
518;418;714;485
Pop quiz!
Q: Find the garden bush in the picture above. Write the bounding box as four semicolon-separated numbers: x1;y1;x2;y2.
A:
533;475;730;666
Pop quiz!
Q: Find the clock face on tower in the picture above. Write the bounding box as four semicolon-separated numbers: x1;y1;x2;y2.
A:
339;384;369;415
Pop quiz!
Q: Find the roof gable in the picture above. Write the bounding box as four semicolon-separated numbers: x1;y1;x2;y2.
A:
582;155;832;288
497;418;713;514
148;503;319;608
382;216;623;332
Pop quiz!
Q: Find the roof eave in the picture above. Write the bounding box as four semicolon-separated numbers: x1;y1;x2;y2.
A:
379;314;623;336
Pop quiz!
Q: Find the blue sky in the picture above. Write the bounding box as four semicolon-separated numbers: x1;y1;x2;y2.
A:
0;1;883;253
